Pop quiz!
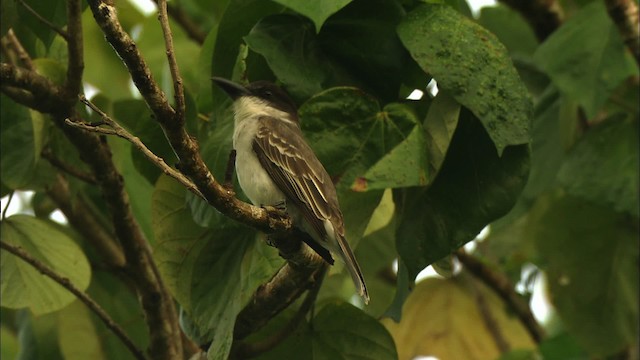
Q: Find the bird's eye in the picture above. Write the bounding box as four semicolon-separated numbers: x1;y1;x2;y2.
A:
264;90;273;97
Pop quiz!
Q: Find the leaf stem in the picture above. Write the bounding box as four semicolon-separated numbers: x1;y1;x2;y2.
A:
2;191;14;220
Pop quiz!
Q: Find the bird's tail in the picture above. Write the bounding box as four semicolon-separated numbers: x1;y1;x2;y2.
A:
336;235;369;304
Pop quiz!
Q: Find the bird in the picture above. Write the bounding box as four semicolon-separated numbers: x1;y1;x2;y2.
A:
213;77;369;304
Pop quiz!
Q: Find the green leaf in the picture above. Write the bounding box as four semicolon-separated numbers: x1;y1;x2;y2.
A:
0;0;18;36
32;58;66;85
356;190;398;315
0;95;52;190
108;137;155;243
300;88;418;188
478;5;538;56
112;99;178;185
81;1;144;99
272;0;352;32
526;192;639;356
14;310;64;360
152;176;271;358
244;14;334;101
57;301;106;360
1;215;91;315
423;91;460;179
312;302;398;360
318;0;410;101
86;271;149;360
136;16;202;98
355;125;428;191
557;116;639;217
538;333;587;360
1;325;19;360
300;88;417;246
244;13;383;102
398;4;532;155
519;87;571;200
210;0;284;112
533;1;639;118
383;257;410;322
241;307;312;360
16;0;66;49
395;111;529;278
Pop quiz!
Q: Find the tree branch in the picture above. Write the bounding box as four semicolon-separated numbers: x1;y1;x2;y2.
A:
73;96;204;198
5;29;34;70
0;63;67;113
605;0;640;65
85;0;290;236
0;61;184;360
41;147;97;184
233;235;326;340
231;264;327;359
157;0;186;120
0;240;145;360
1;85;39;109
462;272;511;354
166;3;207;45
498;0;563;41
455;249;545;343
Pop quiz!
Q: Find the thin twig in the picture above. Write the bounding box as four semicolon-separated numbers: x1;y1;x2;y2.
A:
17;0;69;40
455;249;545;343
41;148;97;185
6;29;34;70
157;0;186;120
74;96;204;199
151;0;206;45
2;191;15;220
2;48;183;360
0;240;145;360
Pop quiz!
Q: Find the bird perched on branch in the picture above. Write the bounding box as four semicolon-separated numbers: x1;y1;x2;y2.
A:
213;77;369;304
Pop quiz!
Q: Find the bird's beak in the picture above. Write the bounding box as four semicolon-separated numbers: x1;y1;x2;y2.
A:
212;77;250;100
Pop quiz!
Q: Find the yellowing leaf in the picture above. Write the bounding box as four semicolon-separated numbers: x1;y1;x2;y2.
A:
382;277;535;360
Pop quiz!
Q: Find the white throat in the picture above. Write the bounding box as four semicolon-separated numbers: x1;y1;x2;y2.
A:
233;96;295;125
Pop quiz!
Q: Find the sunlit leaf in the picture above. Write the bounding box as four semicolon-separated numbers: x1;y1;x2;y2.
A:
57;301;106;360
383;277;535;360
1;216;91;315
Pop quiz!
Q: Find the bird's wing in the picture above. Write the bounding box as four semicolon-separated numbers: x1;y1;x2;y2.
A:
253;117;369;302
252;116;344;241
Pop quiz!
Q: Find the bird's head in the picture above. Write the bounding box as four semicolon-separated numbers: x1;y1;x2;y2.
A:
212;77;298;123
